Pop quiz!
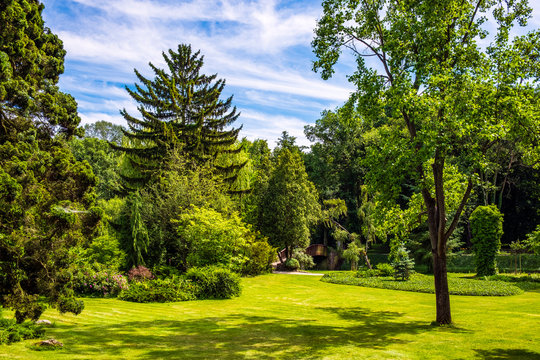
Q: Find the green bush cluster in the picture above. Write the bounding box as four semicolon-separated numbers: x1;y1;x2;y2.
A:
284;258;300;271
470;205;503;276
185;266;241;299
73;268;128;297
375;263;394;276
0;318;45;344
322;272;523;296
118;278;196;303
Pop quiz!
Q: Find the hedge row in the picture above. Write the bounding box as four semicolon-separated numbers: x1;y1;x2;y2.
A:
321;272;524;296
358;253;540;272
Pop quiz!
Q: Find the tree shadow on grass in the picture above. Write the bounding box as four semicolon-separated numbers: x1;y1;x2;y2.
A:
474;348;540;359
47;306;474;359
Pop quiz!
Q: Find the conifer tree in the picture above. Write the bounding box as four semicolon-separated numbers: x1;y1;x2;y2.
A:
112;44;243;188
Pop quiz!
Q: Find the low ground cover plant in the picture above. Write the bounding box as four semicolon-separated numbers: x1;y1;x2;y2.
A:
322;272;523;296
0;316;45;344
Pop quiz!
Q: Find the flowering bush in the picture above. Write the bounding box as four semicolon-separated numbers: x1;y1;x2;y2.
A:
127;265;154;282
73;270;128;297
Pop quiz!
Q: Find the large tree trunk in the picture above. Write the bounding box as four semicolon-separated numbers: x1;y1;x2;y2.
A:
432;249;451;324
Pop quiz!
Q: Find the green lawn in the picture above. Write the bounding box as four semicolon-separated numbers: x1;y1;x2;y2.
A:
1;274;539;359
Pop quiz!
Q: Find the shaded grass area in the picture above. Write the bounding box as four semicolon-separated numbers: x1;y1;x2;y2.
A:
0;274;539;359
322;272;525;296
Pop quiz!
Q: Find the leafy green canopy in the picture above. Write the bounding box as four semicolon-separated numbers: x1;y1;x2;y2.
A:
312;0;539;324
112;44;243;188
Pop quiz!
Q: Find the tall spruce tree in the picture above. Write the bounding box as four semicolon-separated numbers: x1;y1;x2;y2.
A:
112;44;243;188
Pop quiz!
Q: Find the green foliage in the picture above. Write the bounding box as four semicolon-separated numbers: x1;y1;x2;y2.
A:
524;225;540;255
284;258;300;271
312;0;538;323
0;318;45;345
112;150;234;270
241;240;275;276
73;269;128;297
375;263;394;277
257;149;321;258
391;244;415;281
342;242;362;270
118;278;196;303
304;100;367;232
322;273;523;296
70;137;122;199
292;248;315;270
0;0;81;138
445;253;540;273
470;205;504;276
112;44;242;188
185;266;241;299
176;206;249;271
175;205;273;275
83;121;124;145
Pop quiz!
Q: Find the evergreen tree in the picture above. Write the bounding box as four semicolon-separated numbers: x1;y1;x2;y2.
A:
258;149;321;259
0;0;97;322
112;44;243;188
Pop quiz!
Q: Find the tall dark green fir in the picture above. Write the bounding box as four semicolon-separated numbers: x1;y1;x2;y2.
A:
113;44;243;188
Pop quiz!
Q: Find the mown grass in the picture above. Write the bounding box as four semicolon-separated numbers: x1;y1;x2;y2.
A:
321;272;527;296
1;274;539;359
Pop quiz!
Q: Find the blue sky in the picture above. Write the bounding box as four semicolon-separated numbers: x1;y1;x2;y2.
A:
41;0;540;147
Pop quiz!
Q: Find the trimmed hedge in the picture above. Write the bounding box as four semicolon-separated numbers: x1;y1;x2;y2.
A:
360;253;540;273
447;253;540;273
321;272;524;296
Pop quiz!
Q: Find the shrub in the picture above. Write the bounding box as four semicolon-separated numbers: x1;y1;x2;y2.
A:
118;278;196;303
0;318;45;345
176;206;253;271
73;269;128;297
127;265;154;282
391;244;415;280
376;263;394;276
242;241;276;276
292;248;315;270
470;205;503;276
342;242;362;270
284;258;300;271
185;266;241;299
524;225;540;255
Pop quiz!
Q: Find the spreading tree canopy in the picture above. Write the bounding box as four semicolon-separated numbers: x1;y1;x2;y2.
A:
0;0;98;322
113;44;243;189
313;0;539;324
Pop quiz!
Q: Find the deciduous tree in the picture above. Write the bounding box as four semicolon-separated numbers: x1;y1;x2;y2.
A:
313;0;539;324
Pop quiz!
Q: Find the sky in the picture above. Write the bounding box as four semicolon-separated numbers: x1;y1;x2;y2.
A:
40;0;540;148
40;0;355;148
